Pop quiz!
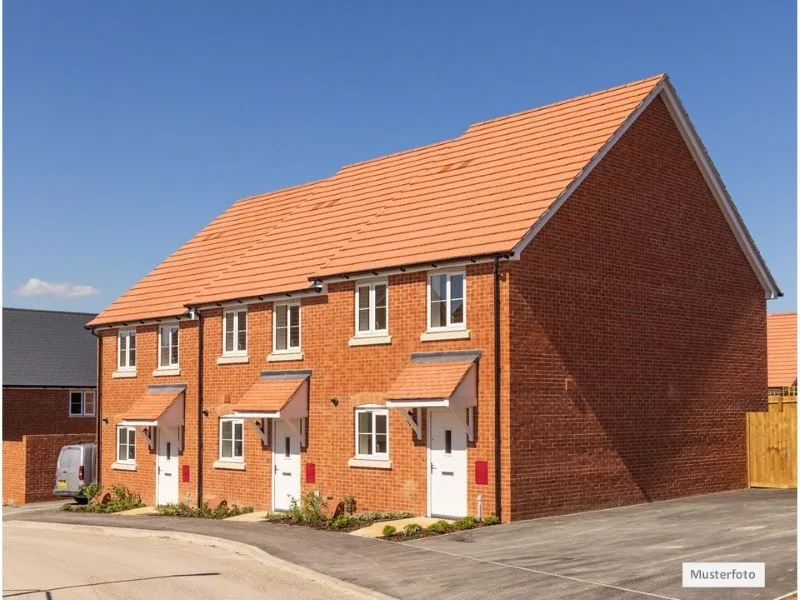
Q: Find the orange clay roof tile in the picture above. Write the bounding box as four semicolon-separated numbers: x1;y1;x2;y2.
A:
767;313;797;388
89;75;666;326
118;389;183;421
386;361;475;400
229;376;308;413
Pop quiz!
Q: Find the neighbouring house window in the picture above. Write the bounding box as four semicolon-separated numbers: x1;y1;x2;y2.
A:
69;391;95;417
428;271;466;330
354;407;388;460
219;418;244;460
118;329;136;370
273;303;300;352
159;324;179;368
355;281;388;336
117;426;136;463
223;309;247;355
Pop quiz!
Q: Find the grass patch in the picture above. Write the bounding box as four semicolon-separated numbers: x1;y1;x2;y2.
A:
156;502;253;519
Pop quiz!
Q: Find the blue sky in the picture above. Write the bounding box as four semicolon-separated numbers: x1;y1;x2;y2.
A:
4;1;796;313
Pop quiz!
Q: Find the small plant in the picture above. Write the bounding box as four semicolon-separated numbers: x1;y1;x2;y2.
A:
483;515;501;525
342;494;357;515
382;524;397;537
330;515;352;530
288;498;303;524
155;502;253;519
454;516;478;530
64;484;144;513
79;482;101;502
299;492;327;526
403;522;423;536
426;519;454;534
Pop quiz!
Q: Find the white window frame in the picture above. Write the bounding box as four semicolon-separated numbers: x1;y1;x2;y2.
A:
117;329;136;371
116;426;136;464
272;302;301;353
219;418;244;462
68;390;95;417
354;406;389;460
222;309;248;356
158;323;180;368
354;280;389;337
426;270;467;331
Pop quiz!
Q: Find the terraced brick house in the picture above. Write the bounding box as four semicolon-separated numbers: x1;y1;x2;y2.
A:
3;308;98;504
88;74;780;521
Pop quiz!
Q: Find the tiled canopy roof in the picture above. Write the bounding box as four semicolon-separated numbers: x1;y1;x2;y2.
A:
233;375;308;413
386;360;475;401
767;312;797;388
88;73;777;327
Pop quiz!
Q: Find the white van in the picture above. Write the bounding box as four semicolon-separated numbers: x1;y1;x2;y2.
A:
53;442;96;503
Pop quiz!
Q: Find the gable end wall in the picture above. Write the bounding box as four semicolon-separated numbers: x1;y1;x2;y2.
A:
508;95;767;520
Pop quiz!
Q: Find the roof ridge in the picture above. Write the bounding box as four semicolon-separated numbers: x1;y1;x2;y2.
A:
3;307;98;316
466;73;667;131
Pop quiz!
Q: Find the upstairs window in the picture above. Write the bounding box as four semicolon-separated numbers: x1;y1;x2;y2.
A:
223;309;247;356
69;391;95;417
428;272;466;330
273;303;300;352
118;330;136;371
355;407;389;460
355;281;388;337
159;324;179;368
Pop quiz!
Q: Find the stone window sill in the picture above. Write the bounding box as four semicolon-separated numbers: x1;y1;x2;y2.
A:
112;370;137;379
111;462;137;471
217;355;249;365
420;329;470;342
152;367;181;377
347;457;392;470
348;335;392;347
267;351;304;362
213;460;246;471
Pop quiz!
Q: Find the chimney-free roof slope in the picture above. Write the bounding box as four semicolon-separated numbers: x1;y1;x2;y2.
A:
89;74;779;327
3;308;98;387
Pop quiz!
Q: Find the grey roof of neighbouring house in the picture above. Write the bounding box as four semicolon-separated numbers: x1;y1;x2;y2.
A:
3;308;97;388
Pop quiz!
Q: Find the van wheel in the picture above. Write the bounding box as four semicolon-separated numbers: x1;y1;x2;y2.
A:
75;497;89;505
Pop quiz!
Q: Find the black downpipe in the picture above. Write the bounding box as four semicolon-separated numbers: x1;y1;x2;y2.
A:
493;257;502;521
196;311;204;506
94;331;103;488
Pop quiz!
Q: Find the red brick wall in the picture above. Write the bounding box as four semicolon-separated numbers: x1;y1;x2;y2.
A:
3;441;25;504
507;95;768;520
3;388;96;441
24;433;97;502
100;266;511;517
98;322;199;506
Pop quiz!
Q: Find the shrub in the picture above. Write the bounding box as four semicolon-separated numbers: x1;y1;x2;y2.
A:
484;515;501;525
353;511;413;524
426;520;454;534
155;502;253;519
382;525;397;537
453;516;478;530
79;482;101;502
342;495;357;515
64;485;144;513
330;515;352;530
299;492;327;526
403;523;423;536
288;498;303;524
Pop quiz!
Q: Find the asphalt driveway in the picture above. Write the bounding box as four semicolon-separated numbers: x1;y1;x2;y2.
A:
7;489;795;600
406;488;796;599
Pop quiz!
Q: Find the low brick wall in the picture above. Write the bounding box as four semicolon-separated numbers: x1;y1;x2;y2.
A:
8;433;97;503
3;440;26;505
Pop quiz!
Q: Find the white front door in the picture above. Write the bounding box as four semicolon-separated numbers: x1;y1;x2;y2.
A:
156;427;180;505
428;409;468;518
272;419;301;511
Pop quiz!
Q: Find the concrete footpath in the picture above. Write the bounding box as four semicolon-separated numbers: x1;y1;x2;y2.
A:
5;488;796;600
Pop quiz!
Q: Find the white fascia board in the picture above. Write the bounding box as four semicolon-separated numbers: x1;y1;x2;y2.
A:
385;398;450;408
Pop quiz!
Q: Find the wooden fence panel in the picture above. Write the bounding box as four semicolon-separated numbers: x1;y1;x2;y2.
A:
747;396;796;489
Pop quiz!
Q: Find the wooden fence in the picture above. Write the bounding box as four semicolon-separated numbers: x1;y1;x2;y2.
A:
747;393;796;489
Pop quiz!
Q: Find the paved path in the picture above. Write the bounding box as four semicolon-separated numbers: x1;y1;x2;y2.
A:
6;489;795;600
3;521;382;600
